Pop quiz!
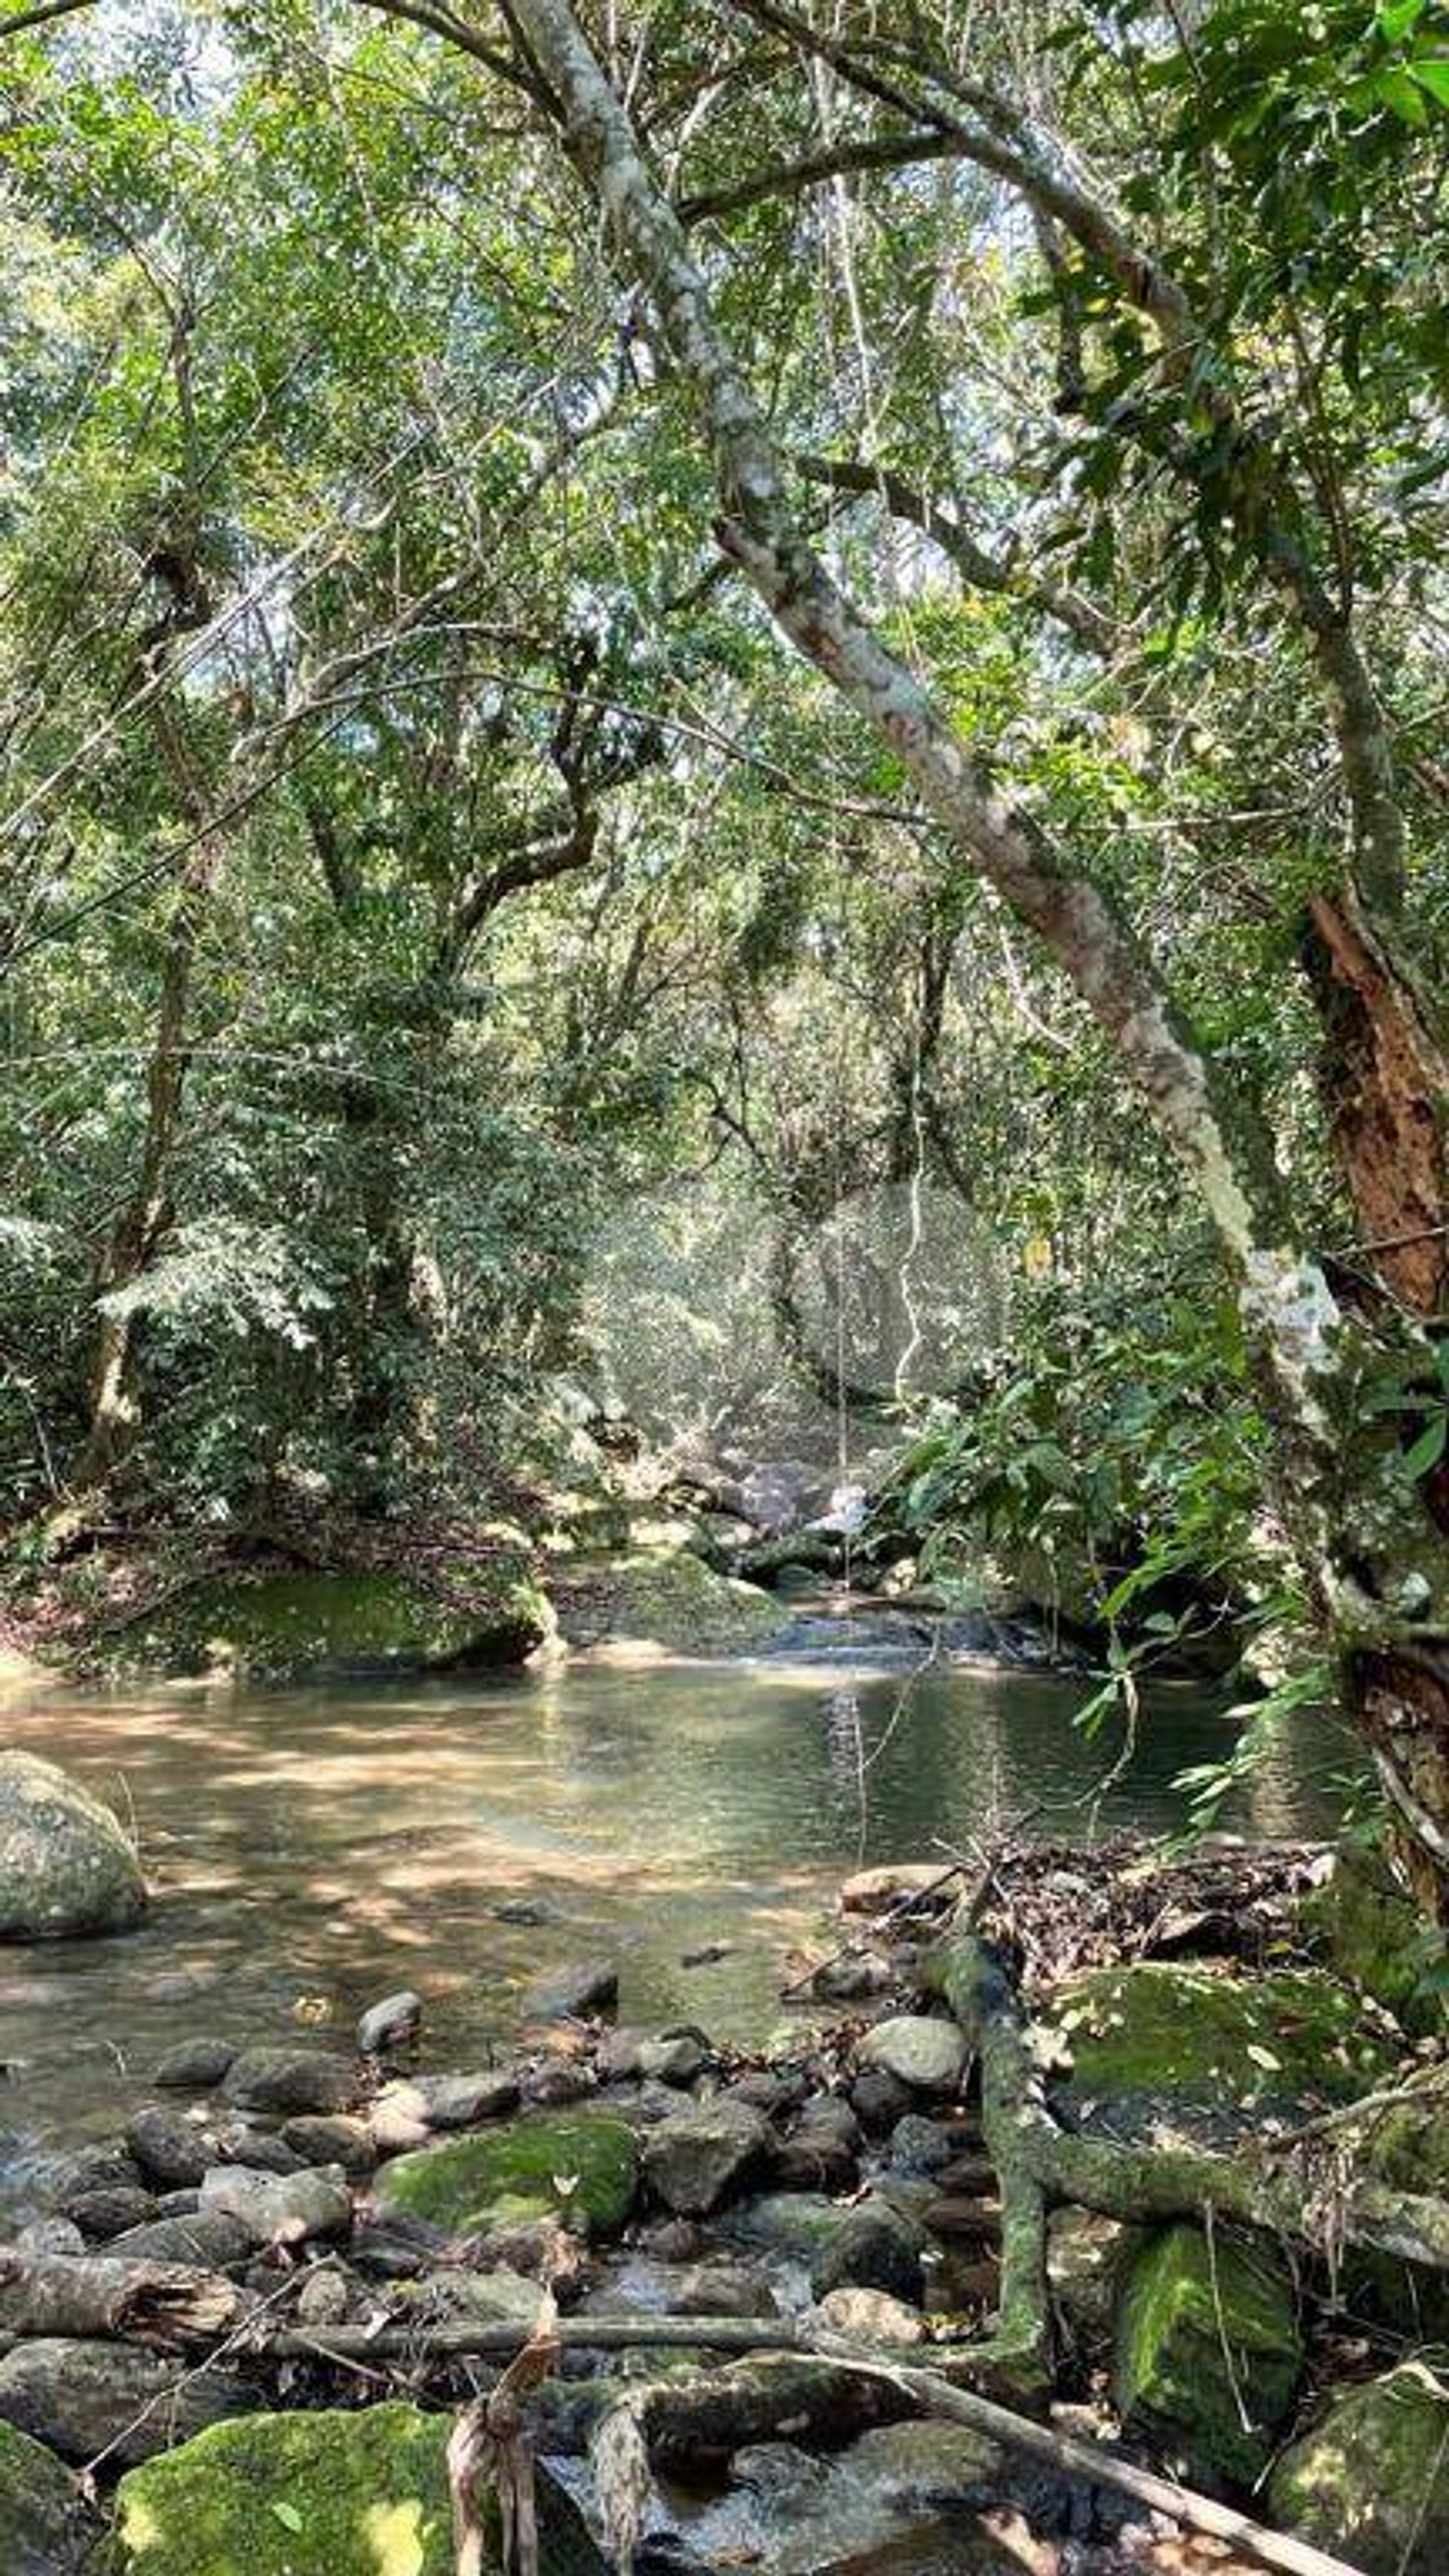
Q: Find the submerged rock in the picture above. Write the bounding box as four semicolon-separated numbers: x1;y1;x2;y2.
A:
681;2414;1017;2575
112;1562;549;1682
375;2111;638;2239
1267;2361;1449;2575
643;2098;772;2215
0;1753;146;1941
1114;2222;1303;2487
0;2418;95;2574
522;1958;619;2021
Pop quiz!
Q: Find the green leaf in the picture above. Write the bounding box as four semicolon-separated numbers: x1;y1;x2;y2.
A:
1408;55;1449;105
1375;63;1431;120
1379;0;1427;37
1404;1414;1448;1479
270;2503;304;2534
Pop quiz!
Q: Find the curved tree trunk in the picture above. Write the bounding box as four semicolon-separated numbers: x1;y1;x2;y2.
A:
500;0;1449;1916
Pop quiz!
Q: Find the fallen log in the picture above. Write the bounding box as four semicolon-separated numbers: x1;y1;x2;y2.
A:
0;2252;245;2350
939;1931;1449;2276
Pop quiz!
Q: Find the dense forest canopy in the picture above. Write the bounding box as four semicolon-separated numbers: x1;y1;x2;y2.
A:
3;0;1449;1908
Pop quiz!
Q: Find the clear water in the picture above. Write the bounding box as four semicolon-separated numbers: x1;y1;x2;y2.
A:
0;1643;1350;2165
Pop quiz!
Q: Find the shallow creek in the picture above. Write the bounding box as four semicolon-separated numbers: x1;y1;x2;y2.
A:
0;1632;1348;2180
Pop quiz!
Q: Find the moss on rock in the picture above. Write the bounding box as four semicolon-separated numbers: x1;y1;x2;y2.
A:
111;1564;549;1682
0;2418;94;2574
374;2111;638;2237
106;2404;463;2574
1047;1962;1390;2116
552;1550;782;1655
1301;1844;1446;2039
1114;2223;1303;2488
1267;2363;1449;2576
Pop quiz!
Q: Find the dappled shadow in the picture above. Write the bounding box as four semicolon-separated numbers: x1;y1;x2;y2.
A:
0;1656;1343;2156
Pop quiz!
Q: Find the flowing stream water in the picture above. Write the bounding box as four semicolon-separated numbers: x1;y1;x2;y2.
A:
0;1636;1352;2177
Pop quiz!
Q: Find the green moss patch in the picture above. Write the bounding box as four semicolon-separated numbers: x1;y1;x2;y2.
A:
111;1565;548;1681
374;2112;638;2237
1267;2363;1449;2576
1115;2224;1303;2488
552;1550;781;1654
1048;1962;1389;2115
107;2405;457;2576
1300;1845;1447;2039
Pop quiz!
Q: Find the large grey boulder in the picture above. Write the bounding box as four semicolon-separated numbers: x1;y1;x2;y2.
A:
0;1753;146;1940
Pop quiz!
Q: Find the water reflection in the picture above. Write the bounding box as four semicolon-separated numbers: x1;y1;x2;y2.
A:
0;1654;1351;2153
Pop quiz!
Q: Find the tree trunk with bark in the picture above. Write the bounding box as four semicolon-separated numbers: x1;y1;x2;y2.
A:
502;0;1449;1917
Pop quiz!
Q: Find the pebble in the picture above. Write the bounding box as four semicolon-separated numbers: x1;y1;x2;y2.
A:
154;2037;237;2091
856;2015;968;2094
200;2162;352;2249
126;2106;217;2190
356;1990;423;2057
281;2114;377;2174
417;2069;521;2128
222;2047;358;2116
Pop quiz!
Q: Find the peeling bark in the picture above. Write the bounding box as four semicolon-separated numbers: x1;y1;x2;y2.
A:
1302;888;1449;1313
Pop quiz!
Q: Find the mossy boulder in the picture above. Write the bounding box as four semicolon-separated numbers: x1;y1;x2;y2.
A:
552;1550;782;1655
106;2405;462;2574
1364;2092;1449;2196
115;1565;549;1682
0;1753;146;1940
1267;2362;1449;2576
0;2419;94;2573
1046;1962;1390;2125
1114;2223;1303;2488
374;2111;638;2238
1301;1844;1446;2039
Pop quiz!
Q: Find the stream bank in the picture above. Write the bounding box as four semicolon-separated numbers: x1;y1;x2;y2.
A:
0;1830;1444;2574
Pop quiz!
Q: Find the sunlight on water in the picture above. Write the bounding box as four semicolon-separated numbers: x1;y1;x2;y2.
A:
0;1654;1348;2156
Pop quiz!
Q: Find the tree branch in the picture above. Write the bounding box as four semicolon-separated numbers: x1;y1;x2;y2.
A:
721;0;1411;916
679;129;955;223
503;0;1281;1291
797;452;1114;654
